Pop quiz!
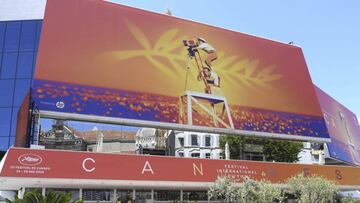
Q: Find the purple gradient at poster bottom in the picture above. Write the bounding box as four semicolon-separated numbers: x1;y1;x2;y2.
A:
315;86;360;165
32;79;330;139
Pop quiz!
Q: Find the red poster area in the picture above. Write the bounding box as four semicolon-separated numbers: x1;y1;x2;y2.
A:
1;148;360;190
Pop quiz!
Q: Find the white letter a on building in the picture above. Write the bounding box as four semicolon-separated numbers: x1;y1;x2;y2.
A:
141;161;154;174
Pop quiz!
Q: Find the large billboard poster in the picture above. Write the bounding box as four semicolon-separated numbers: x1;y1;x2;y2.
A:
32;0;329;140
315;86;360;165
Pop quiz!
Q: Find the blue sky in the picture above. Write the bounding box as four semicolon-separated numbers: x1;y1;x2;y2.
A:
111;0;360;119
40;118;140;132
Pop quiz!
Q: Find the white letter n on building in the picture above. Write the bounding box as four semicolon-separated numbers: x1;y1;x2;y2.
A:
193;163;203;176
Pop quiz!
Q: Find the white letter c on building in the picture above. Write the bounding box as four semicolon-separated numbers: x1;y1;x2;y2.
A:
82;158;95;172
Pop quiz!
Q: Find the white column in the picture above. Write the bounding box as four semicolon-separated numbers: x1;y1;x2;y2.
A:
113;189;117;202
184;148;190;158
79;188;83;200
42;188;46;197
18;187;25;199
187;94;192;125
132;189;136;200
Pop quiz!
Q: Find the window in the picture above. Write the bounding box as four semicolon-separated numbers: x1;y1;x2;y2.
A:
0;53;2;73
0;108;12;137
9;136;15;147
0;22;6;51
10;107;19;137
178;152;184;157
1;52;18;79
35;21;42;51
191;153;200;158
205;136;211;147
116;190;133;202
178;137;184;147
183;191;208;201
205;153;211;159
0;137;9;151
154;190;180;201
313;154;320;163
82;189;114;202
4;22;21;52
244;152;265;161
13;79;31;106
191;134;198;146
19;21;37;51
135;190;151;200
16;52;34;78
0;80;15;106
32;51;38;77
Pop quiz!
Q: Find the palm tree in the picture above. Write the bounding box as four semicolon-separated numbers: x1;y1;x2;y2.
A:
6;189;83;203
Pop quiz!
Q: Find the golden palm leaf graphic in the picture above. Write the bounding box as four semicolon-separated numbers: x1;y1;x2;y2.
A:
124;19;151;50
111;19;187;79
106;19;283;88
217;56;283;89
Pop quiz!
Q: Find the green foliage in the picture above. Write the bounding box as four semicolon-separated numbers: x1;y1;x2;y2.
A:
286;173;338;203
219;135;245;160
208;176;237;201
253;178;284;203
263;140;303;162
340;194;360;203
208;176;283;203
220;135;303;163
237;177;283;203
6;189;83;203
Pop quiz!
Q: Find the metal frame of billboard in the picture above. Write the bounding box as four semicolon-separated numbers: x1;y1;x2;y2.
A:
38;110;331;143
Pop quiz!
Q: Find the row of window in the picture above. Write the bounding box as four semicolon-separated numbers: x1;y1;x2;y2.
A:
25;188;209;202
178;135;212;147
178;152;212;159
0;21;42;53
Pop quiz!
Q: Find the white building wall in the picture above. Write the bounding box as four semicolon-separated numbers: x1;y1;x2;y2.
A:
174;131;221;159
298;142;313;164
135;128;156;149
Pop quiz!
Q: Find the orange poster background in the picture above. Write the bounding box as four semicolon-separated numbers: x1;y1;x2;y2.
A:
35;0;322;117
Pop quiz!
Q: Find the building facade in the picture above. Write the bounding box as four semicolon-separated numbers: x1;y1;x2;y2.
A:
169;131;221;159
0;0;360;201
0;0;45;153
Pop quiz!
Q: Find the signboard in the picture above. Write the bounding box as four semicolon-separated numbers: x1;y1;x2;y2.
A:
315;86;360;165
1;148;360;187
32;0;329;141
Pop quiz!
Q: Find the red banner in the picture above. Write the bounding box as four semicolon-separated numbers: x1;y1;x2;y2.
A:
1;148;360;186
